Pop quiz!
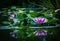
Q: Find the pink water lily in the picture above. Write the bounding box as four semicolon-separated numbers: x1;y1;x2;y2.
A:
10;14;15;19
34;17;48;23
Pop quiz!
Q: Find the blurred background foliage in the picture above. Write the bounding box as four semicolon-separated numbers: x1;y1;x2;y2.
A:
0;0;60;8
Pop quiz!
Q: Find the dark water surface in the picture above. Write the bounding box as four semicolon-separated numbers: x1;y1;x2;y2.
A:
0;27;60;41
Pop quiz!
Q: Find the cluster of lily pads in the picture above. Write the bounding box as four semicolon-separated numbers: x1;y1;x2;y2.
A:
4;6;57;26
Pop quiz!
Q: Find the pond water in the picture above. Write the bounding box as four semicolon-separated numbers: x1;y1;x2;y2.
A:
0;27;60;41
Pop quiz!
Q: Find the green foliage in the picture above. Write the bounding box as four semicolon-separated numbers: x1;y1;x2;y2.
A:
17;13;23;19
40;0;55;9
55;10;60;19
30;12;39;17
